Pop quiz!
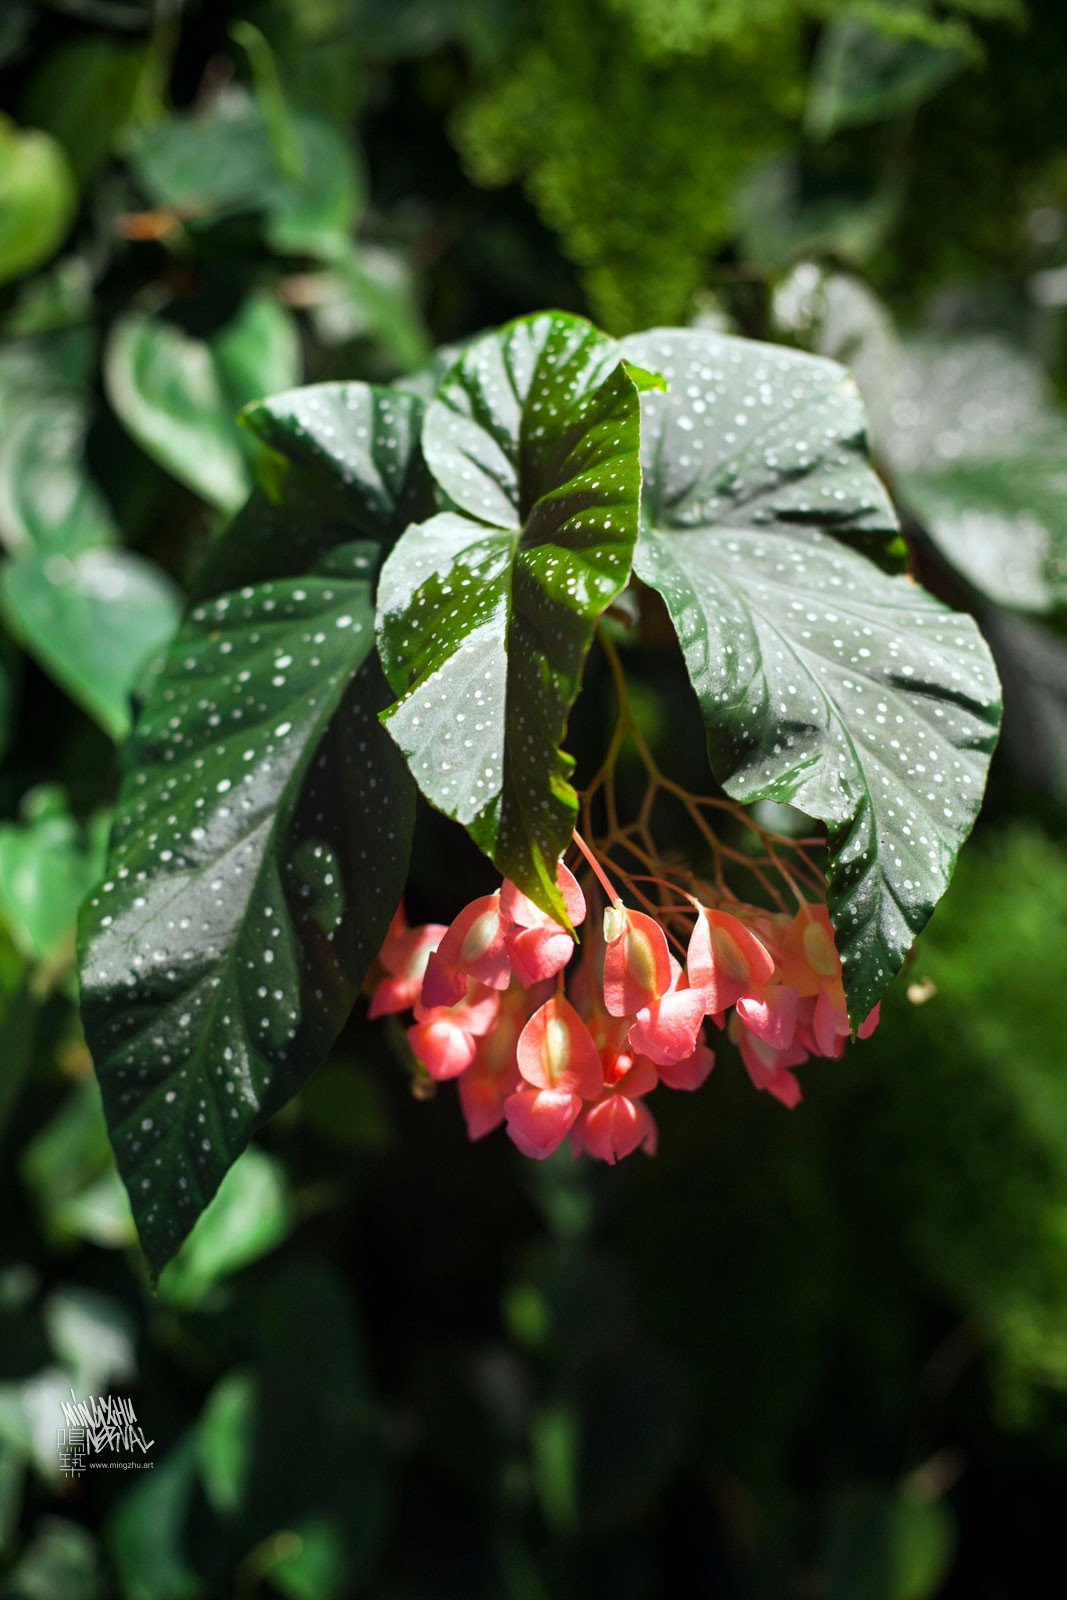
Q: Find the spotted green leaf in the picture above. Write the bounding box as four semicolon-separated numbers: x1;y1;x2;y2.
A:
376;311;642;922
105;294;302;512
79;385;426;1276
624;328;1001;1023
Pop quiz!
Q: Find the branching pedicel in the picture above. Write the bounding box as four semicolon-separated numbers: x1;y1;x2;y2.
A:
370;632;879;1163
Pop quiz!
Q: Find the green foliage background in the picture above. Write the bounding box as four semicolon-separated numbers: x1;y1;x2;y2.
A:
1;0;1066;1595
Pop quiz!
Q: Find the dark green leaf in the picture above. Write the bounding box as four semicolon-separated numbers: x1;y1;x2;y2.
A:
806;18;966;140
106;1436;201;1600
129;90;364;260
22;37;149;184
886;334;1067;613
0;547;181;740
624;328;1001;1022
105;295;302;512
377;311;642;920
826;1484;955;1600
79;386;423;1275
0;116;76;288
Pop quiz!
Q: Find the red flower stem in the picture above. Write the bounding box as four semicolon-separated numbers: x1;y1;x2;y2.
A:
572;829;622;903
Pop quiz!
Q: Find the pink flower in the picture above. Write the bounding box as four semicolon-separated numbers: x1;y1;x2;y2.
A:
656;1040;715;1091
686;904;775;1015
626;958;706;1065
516;994;604;1098
732;1016;808;1108
573;1093;658;1164
778;905;880;1056
602;905;672;1016
457;993;526;1140
408;983;500;1082
369;908;447;1018
422;892;512;1007
504;1088;584;1159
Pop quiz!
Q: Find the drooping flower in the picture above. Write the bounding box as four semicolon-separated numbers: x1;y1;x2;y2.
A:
422;892;512;1006
368;907;447;1019
686;904;776;1016
408;983;500;1082
626;957;706;1066
602;904;672;1016
516;993;604;1098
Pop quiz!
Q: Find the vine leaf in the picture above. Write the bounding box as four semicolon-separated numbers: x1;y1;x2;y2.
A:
79;385;427;1276
623;328;1002;1022
376;311;642;922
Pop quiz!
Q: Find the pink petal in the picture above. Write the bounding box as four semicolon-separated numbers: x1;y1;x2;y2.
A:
368;974;419;1019
407;1018;477;1081
735;985;798;1050
504;1087;582;1158
687;907;776;1014
858;1002;881;1039
420;949;469;1009
516;995;604;1098
505;924;574;986
501;861;586;930
381;922;447;980
627;988;706;1066
603;907;672;1016
434;893;512;991
575;1096;657;1164
657;1041;715;1091
812;988;849;1057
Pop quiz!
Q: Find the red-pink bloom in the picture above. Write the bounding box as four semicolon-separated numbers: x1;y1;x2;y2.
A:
627;958;706;1065
573;1094;658;1164
369;909;447;1018
778;904;880;1056
735;983;798;1051
502;866;584;986
516;994;604;1098
687;905;775;1015
422;891;512;1006
732;1017;808;1108
504;1087;583;1158
457;992;526;1139
602;905;672;1016
408;983;500;1082
656;1040;715;1091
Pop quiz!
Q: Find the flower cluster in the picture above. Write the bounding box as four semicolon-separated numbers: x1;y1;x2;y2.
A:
368;848;879;1164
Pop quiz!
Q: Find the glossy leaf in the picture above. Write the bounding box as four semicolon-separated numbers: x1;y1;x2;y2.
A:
624;328;1001;1022
885;334;1067;613
377;311;642;921
105;294;302;512
0;116;76;287
79;386;425;1275
0;547;181;740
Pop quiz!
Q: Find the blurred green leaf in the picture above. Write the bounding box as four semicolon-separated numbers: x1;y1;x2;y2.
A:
0;116;76;288
0;546;181;739
1;1516;105;1600
156;1148;295;1308
105;294;302;512
106;1435;201;1600
21;1078;136;1251
0;396;119;557
885;334;1067;613
0;786;107;966
22;37;150;184
825;1485;955;1600
42;1287;136;1397
0;1441;22;1560
196;1369;256;1515
736;154;899;272
130;90;364;261
297;1060;392;1151
806;19;966;140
